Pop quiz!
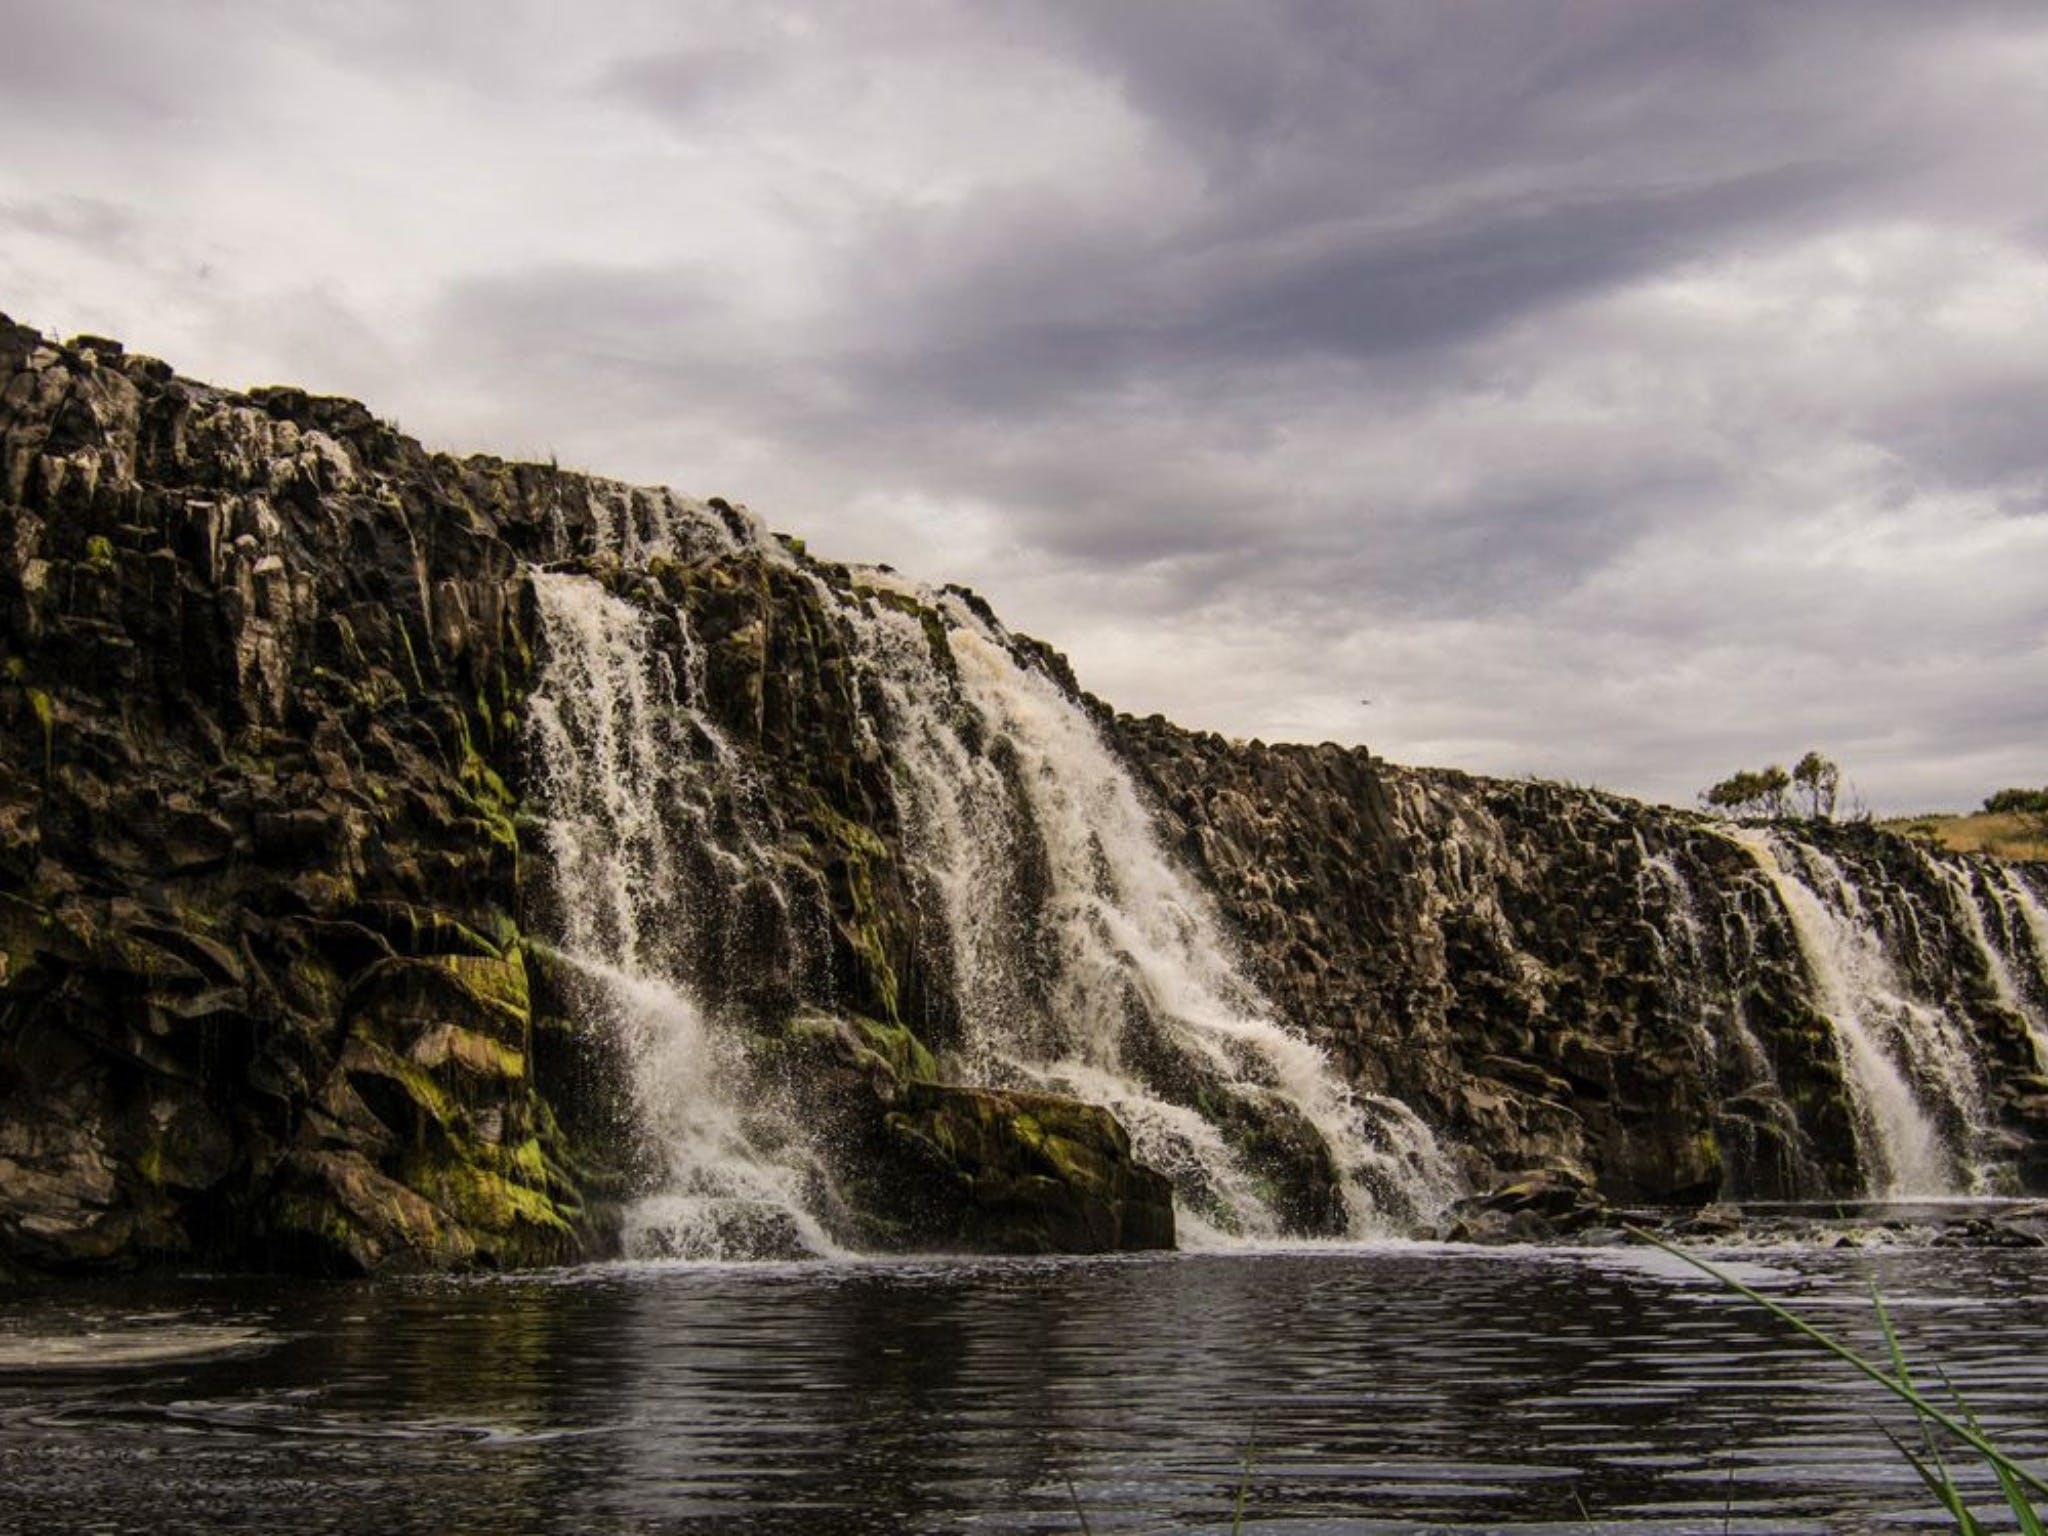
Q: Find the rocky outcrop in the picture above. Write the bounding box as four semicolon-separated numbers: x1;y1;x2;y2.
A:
0;319;606;1272
5;315;2044;1275
1117;721;2048;1205
777;1014;1173;1252
0;317;1175;1274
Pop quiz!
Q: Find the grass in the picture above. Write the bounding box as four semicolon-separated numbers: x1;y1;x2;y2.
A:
1881;810;2048;862
1628;1225;2048;1532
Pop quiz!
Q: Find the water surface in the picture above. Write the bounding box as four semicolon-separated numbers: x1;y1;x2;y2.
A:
5;1241;2046;1533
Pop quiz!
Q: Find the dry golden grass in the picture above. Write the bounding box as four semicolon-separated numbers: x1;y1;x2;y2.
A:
1882;810;2048;862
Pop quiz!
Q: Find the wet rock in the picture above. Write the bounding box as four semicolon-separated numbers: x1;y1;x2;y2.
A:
1441;1165;1612;1245
8;312;2046;1275
876;1082;1176;1254
775;1011;1174;1254
1933;1215;2048;1249
1;322;595;1275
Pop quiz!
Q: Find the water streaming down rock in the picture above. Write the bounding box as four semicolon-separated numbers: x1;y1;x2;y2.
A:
527;566;841;1259
14;320;2048;1275
1732;828;1993;1195
1998;867;2048;1040
1634;842;1812;1198
1929;855;2048;1067
832;578;1456;1241
528;545;1454;1251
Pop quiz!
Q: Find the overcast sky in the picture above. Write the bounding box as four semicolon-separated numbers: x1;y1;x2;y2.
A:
4;1;2045;812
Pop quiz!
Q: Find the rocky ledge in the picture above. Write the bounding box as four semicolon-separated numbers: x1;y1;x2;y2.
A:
0;318;1170;1276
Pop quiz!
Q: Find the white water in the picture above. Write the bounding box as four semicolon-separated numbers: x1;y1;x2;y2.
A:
1732;828;1981;1196
836;576;1456;1240
528;569;840;1260
1981;863;2048;1069
1636;842;1815;1191
528;554;1453;1254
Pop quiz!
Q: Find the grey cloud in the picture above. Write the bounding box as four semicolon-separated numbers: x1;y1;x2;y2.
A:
9;0;2047;810
595;45;776;124
0;195;142;250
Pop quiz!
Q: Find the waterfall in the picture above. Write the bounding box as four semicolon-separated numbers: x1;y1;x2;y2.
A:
1732;827;1991;1195
834;575;1456;1241
1956;860;2048;1069
524;539;1454;1254
527;568;841;1260
521;503;2037;1247
1637;842;1816;1194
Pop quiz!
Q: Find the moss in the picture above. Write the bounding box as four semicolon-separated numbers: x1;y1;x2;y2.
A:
27;688;53;777
373;903;503;960
783;1010;938;1086
838;859;900;1023
414;1158;574;1239
347;1039;460;1131
84;534;115;568
808;796;889;860
849;1015;938;1083
434;949;532;1029
412;1023;529;1084
395;616;428;695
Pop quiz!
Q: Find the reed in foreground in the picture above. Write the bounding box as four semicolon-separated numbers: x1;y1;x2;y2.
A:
1627;1226;2048;1533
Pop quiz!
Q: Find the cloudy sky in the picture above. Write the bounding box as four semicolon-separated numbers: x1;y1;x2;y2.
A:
4;1;2045;812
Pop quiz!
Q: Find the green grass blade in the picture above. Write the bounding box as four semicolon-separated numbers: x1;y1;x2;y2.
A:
1231;1439;1256;1534
1878;1420;1985;1535
1063;1473;1093;1536
1939;1367;2047;1536
1624;1226;2048;1501
1871;1280;1915;1392
1998;1461;2048;1536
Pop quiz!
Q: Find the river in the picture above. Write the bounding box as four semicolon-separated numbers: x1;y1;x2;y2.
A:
5;1232;2047;1533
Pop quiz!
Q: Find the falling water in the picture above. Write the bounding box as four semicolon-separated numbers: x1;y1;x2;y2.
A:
835;575;1456;1241
1954;859;2048;1069
1637;843;1816;1193
1732;828;1984;1195
527;569;839;1260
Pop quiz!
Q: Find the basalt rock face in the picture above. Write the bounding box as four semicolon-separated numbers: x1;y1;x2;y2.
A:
6;318;2046;1275
1117;720;2048;1205
0;318;613;1273
0;318;1174;1274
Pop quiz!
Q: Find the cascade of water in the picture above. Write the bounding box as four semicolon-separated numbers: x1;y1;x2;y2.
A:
1972;863;2048;1071
577;484;765;566
1638;844;1812;1192
1732;828;1984;1195
527;569;838;1260
834;574;1457;1241
1919;853;2047;1047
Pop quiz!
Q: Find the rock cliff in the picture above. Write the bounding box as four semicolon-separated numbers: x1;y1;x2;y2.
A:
3;317;2044;1275
1120;729;2048;1203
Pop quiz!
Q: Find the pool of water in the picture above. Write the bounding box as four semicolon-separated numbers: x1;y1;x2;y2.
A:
4;1239;2046;1533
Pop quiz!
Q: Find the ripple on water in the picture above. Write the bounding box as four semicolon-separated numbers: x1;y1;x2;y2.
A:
1;1242;2046;1533
0;1322;273;1372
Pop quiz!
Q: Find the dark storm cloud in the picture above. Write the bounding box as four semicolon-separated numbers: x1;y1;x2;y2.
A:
6;0;2045;808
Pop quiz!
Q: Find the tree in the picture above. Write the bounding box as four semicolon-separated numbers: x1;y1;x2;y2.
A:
1758;763;1791;818
1701;757;1839;820
1984;786;2048;816
1700;764;1792;819
1791;751;1840;820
